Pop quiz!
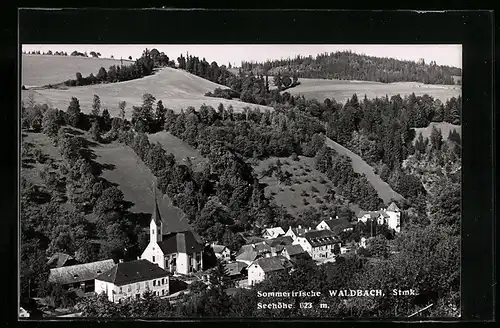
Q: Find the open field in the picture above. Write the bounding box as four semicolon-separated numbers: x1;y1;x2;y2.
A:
22;66;272;117
22;55;134;87
148;131;207;172
325;137;404;205
87;139;190;232
284;78;462;103
252;156;349;218
413;122;461;143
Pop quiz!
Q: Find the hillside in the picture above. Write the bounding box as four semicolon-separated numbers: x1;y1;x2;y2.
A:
89;139;190;232
22;67;272;117
325;137;404;205
22;54;134;87
413;122;461;143
283;78;461;103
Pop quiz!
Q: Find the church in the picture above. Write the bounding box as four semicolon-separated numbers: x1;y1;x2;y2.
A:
141;194;205;275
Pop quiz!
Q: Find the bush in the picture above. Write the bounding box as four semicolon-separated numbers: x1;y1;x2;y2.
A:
315;197;323;204
310;186;319;193
302;199;310;206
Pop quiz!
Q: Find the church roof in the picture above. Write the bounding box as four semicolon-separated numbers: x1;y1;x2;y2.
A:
157;231;204;255
150;191;190;234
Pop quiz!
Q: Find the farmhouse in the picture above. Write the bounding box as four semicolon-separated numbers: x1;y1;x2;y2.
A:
247;256;293;286
211;243;231;262
235;242;272;265
293;230;341;260
261;227;286;239
141;195;205;275
48;259;115;293
95;259;170;303
281;244;308;261
225;261;248;281
267;236;294;256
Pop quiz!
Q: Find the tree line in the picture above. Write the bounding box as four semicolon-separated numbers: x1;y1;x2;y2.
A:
241;50;462;85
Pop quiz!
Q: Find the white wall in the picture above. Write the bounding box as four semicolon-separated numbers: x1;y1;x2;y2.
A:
141;243;165;269
95;276;170;303
386;211;401;232
316;221;330;231
248;264;265;286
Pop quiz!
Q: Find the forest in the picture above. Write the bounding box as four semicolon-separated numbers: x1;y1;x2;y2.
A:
240;51;462;85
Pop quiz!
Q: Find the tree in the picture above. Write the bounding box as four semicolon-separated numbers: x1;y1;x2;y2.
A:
128;56;132;60
91;94;101;116
42;108;62;138
90;51;99;58
430;126;443;151
66;97;81;127
25;105;43;132
89;120;101;142
333;243;341;255
102;109;111;131
96;67;107;82
368;234;389;259
118;101;127;121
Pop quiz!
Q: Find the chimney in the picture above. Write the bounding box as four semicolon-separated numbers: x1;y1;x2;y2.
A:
298;225;302;229
335;215;339;220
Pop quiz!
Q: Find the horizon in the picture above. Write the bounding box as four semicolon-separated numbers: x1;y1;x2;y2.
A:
22;44;462;69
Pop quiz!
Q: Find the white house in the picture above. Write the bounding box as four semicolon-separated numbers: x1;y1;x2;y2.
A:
247;256;292;286
284;225;312;243
357;202;401;233
292;229;341;260
95;259;170;303
211;243;231;262
141;195;204;275
261;227;286;239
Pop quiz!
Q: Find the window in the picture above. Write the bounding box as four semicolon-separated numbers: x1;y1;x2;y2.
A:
136;283;141;290
161;278;164;285
128;285;132;292
119;287;122;293
153;280;156;286
162;289;165;296
153;256;155;262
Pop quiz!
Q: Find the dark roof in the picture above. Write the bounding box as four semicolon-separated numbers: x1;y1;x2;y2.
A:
225;261;248;276
158;231;204;255
304;230;340;247
49;259;115;285
268;236;294;247
235;245;259;262
212;244;228;254
284;244;306;256
253;256;292;273
152;195;163;227
47;252;78;268
322;219;351;230
254;242;272;254
96;259;169;286
290;227;308;237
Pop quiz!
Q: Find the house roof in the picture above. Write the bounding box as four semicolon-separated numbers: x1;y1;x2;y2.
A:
304;230;339;248
284;244;306;256
289;227;308;237
212;244;228;254
47;252;78;268
150;193;191;235
321;219;353;231
253;256;292;273
96;259;169;286
48;259;115;285
158;231;204;255
386;202;401;212
262;227;285;237
225;261;248;276
235;245;259;262
268;236;294;247
379;211;390;218
254;242;272;254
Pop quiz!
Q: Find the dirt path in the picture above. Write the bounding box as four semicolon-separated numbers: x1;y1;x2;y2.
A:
325;137;404;205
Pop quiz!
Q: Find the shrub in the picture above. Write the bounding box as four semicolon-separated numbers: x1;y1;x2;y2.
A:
315;197;323;204
311;186;319;193
303;199;310;206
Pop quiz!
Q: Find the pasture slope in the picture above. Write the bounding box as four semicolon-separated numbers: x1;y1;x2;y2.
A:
325;137;404;206
285;78;462;103
413;122;461;143
148;131;207;172
22;55;133;87
22;55;272;117
87;137;190;232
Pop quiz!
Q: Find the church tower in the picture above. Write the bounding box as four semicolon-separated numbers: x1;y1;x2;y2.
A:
150;192;163;244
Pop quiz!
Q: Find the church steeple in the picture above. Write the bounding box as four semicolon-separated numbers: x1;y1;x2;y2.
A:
150;187;163;244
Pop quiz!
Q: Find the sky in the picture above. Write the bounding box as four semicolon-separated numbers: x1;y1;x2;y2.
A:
22;44;462;68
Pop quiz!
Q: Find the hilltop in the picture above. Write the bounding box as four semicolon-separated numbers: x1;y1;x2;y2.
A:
22;54;134;87
22;66;272;116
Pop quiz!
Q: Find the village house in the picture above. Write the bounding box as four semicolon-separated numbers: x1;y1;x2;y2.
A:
357;202;401;233
316;218;354;235
247;256;293;286
225;261;248;282
284;225;313;243
261;227;286;239
281;244;308;261
48;259;115;293
267;236;294;256
141;195;205;275
292;229;341;260
47;252;79;269
211;243;231;262
235;242;272;265
95;259;170;303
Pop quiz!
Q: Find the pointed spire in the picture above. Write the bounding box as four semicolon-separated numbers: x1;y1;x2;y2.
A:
151;181;162;226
